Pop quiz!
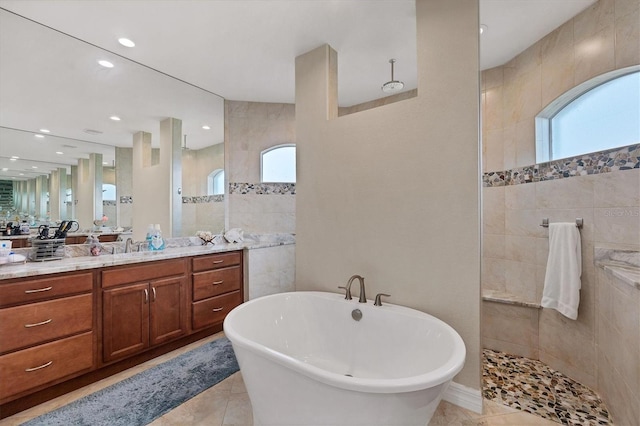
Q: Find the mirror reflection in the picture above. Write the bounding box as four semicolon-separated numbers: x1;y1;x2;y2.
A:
0;9;225;241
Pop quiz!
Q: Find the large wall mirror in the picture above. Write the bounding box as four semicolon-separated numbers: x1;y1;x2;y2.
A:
0;9;225;238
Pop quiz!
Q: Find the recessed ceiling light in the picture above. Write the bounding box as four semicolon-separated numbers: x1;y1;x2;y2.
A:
34;134;45;138
19;173;24;176
98;60;114;68
1;168;8;172
56;151;64;155
118;38;135;47
39;128;50;133
480;24;488;35
202;125;211;130
11;156;19;159
110;116;121;121
10;158;17;162
32;166;38;169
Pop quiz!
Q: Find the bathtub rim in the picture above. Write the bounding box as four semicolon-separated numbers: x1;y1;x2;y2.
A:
224;291;466;394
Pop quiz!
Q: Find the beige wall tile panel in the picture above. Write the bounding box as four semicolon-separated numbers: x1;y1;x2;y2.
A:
482;302;539;353
574;0;615;42
592;169;640;207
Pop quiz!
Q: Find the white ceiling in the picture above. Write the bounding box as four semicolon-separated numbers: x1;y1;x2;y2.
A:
0;0;595;181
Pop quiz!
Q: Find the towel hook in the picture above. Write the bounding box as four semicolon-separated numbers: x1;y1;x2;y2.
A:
540;218;583;229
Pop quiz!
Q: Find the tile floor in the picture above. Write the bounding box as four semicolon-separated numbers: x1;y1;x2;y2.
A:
483;349;611;425
0;334;563;426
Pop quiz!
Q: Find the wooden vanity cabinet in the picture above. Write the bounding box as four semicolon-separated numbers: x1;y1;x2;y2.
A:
101;258;188;363
191;251;243;331
0;271;95;403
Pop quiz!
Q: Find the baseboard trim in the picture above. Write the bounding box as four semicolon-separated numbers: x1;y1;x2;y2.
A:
443;381;483;414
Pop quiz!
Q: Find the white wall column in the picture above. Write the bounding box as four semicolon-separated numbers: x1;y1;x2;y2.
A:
49;167;67;222
115;147;133;228
131;118;181;241
163;117;182;237
74;154;103;230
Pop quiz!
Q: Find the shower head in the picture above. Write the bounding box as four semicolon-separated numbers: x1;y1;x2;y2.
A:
381;59;404;93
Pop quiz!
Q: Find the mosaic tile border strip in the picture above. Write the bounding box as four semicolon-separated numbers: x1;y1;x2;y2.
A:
182;195;224;204
483;349;611;425
102;200;116;206
118;195;225;204
229;182;296;195
484;143;640;187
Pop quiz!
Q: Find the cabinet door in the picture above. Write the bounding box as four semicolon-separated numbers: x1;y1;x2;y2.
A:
149;276;185;346
102;282;150;363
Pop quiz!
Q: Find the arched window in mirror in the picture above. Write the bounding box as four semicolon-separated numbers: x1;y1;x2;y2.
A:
536;68;639;162
261;144;296;183
208;169;225;195
102;183;116;201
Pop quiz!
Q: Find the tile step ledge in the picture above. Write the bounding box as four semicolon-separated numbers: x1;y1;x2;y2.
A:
482;290;541;309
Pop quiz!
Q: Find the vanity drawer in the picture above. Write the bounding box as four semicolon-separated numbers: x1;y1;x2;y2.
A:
102;258;186;288
192;252;241;273
192;291;242;330
0;294;93;354
0;272;92;308
192;266;241;302
0;331;94;401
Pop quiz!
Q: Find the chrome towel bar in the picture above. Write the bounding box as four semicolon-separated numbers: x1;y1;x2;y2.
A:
540;218;583;228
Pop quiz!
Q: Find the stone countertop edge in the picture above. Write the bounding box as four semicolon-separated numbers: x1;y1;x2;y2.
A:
596;260;640;290
0;237;295;280
594;247;640;290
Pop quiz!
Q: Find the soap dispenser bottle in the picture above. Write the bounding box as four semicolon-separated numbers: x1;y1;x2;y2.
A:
149;224;165;251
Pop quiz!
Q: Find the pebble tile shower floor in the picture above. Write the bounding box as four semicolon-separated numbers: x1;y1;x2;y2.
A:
482;349;612;425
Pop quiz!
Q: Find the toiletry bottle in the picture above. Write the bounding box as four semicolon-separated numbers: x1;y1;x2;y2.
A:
145;224;154;249
150;224;165;251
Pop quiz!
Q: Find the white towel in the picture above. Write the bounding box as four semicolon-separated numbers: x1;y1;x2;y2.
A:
541;223;582;320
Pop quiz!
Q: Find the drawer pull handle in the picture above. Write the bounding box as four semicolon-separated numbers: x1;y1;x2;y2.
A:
212;260;224;264
24;319;52;328
212;307;224;312
152;287;157;302
25;361;53;372
24;286;53;294
212;280;224;285
144;288;149;304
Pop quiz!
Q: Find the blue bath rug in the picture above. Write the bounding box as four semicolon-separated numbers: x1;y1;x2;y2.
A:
22;337;239;426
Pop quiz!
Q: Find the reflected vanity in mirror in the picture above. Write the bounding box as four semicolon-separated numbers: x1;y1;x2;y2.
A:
0;9;225;241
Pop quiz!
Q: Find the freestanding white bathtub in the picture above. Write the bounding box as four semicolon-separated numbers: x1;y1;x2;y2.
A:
223;291;466;425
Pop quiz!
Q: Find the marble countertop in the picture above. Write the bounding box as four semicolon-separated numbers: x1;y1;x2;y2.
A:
0;233;295;280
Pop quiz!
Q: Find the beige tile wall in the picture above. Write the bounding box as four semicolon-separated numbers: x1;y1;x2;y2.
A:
481;0;639;172
595;268;640;426
481;0;640;416
225;100;296;234
483;169;639;389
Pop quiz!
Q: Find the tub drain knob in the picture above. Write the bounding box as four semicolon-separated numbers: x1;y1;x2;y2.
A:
351;309;363;321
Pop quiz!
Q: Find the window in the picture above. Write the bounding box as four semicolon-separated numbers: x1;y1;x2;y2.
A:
261;144;296;183
102;184;116;201
536;68;639;162
207;169;224;195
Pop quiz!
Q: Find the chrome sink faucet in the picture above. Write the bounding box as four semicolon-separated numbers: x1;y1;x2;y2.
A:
338;274;367;303
124;238;145;253
124;238;134;253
